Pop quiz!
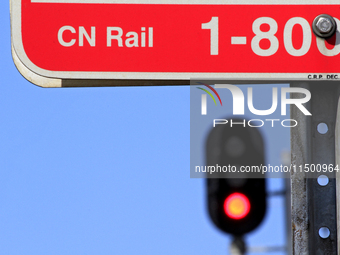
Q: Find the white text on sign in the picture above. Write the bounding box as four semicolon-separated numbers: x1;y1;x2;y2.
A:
58;26;154;48
202;16;340;57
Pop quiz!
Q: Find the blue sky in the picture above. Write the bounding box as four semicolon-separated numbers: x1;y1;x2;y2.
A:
2;1;289;254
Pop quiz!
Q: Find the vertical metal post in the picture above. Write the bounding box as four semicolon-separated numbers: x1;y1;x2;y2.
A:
281;150;292;255
291;82;339;255
229;237;246;255
335;94;340;255
285;178;292;255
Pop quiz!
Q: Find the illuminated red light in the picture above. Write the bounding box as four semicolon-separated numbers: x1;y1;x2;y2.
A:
224;193;251;220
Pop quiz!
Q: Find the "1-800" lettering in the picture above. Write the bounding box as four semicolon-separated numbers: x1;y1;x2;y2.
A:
202;16;340;57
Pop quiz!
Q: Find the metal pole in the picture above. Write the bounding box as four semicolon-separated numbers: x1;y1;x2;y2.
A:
285;174;292;255
291;82;339;255
281;150;292;255
335;92;340;255
229;237;246;255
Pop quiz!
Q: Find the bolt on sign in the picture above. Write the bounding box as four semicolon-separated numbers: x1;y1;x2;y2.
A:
10;0;340;87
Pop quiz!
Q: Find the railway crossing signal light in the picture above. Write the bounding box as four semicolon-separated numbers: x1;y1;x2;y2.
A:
206;119;267;236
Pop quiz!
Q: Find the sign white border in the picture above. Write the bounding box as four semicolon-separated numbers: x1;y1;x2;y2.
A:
11;0;340;87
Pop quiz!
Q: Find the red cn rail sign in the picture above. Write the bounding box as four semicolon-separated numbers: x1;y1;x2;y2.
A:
10;0;340;87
